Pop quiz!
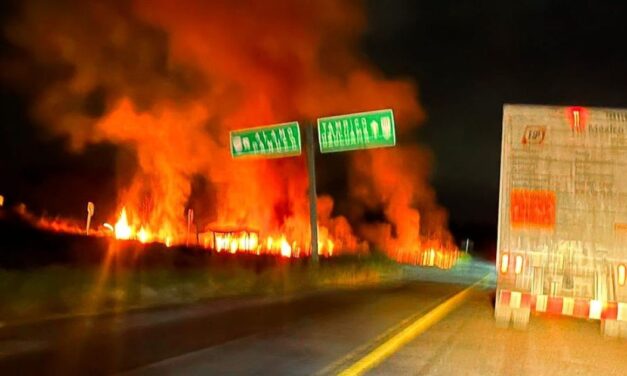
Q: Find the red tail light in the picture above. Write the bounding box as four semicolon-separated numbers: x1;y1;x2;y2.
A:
565;106;588;132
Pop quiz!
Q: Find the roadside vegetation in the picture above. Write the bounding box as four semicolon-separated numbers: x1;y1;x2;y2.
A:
0;250;405;323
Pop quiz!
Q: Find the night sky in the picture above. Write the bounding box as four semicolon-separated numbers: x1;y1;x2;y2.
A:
2;1;627;252
364;0;627;250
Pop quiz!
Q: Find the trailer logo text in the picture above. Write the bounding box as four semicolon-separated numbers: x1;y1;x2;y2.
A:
589;123;625;135
521;126;546;145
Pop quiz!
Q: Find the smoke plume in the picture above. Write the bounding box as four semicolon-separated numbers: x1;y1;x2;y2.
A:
3;0;454;257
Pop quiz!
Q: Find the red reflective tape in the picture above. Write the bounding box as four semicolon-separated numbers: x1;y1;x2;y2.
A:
500;290;511;306
547;297;563;315
602;302;618;320
573;299;590;318
520;293;531;308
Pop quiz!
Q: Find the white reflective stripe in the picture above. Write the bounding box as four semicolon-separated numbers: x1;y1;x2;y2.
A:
536;295;548;312
500;254;509;273
562;297;574;316
514;255;523;274
510;291;521;309
590;300;603;320
618;303;627;322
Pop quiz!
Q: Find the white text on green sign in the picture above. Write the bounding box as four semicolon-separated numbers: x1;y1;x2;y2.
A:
230;122;301;158
317;109;396;153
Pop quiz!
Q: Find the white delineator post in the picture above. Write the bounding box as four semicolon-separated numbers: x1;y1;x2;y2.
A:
86;202;94;235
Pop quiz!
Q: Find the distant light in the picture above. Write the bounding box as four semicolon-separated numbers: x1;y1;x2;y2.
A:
500;254;509;274
618;264;626;286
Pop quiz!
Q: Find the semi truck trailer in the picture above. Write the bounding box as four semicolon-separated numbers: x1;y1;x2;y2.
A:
495;104;627;337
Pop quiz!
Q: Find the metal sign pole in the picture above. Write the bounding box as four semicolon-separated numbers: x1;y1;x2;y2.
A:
187;209;194;247
306;124;319;263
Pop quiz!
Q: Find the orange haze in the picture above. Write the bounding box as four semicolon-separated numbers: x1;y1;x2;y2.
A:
5;0;455;261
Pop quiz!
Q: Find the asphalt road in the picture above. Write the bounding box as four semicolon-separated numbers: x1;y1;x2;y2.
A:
122;280;478;376
3;260;623;376
0;260;488;375
372;289;627;376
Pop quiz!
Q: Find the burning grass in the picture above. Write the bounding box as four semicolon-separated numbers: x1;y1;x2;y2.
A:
0;214;406;322
0;212;459;324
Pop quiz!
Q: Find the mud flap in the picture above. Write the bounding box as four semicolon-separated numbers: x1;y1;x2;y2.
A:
511;307;531;330
600;320;627;338
600;319;619;337
495;303;512;328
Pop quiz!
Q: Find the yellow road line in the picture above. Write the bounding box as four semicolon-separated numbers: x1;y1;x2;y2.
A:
338;275;490;376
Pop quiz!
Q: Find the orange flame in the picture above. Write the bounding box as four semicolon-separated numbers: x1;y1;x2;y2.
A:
114;208;132;240
6;0;457;267
280;237;291;258
137;226;151;243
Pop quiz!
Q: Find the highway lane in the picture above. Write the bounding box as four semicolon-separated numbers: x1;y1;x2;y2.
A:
2;260;623;376
121;281;473;376
370;289;627;376
0;261;492;375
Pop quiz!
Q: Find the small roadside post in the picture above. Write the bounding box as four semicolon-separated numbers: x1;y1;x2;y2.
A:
86;202;94;235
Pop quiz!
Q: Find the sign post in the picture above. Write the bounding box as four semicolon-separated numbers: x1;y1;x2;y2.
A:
230;121;320;261
305;124;319;263
186;208;194;247
230;109;396;262
317;109;395;153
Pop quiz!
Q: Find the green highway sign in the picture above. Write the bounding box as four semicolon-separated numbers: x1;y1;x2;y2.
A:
230;122;301;158
317;109;396;153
